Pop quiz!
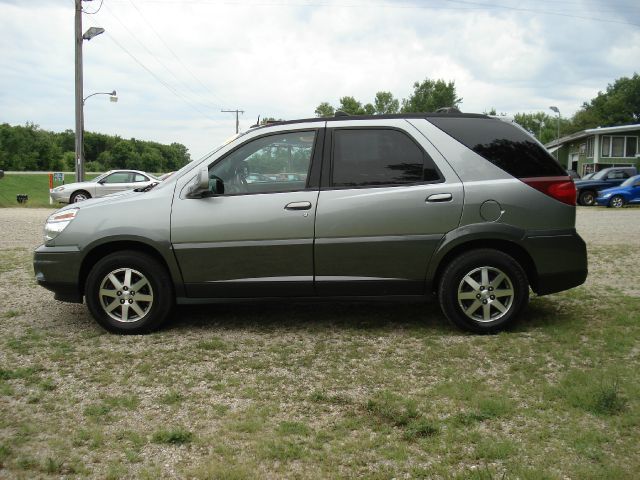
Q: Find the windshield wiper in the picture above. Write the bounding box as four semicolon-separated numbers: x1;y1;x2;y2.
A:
134;182;159;193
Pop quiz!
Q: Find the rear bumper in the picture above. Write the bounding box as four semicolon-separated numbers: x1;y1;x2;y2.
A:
33;244;83;303
523;230;588;296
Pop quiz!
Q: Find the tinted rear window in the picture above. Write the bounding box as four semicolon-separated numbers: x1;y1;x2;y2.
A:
428;117;566;178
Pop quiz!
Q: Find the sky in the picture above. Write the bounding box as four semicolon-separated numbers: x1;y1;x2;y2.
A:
0;0;639;160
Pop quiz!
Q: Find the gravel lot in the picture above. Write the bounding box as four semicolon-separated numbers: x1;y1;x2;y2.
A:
0;206;638;479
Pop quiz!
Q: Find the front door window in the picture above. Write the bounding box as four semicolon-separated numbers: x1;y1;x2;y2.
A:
209;131;316;195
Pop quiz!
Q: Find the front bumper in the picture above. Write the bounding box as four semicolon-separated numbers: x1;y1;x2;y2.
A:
595;197;611;206
49;189;71;203
33;244;83;303
522;229;588;296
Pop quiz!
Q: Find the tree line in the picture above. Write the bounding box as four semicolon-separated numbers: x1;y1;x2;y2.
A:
0;123;190;173
314;73;640;145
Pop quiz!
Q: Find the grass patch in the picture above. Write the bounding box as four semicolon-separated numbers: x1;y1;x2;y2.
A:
152;428;193;445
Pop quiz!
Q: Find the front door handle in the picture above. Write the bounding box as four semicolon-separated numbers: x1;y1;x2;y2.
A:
426;193;452;203
284;201;312;210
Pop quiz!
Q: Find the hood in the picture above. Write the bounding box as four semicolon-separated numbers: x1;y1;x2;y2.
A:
55;189;140;213
598;186;624;196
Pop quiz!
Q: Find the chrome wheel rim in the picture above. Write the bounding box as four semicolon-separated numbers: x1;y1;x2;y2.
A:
457;266;514;323
98;268;154;323
611;196;623;208
72;193;88;202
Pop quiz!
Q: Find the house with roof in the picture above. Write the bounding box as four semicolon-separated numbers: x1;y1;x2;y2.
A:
545;124;640;176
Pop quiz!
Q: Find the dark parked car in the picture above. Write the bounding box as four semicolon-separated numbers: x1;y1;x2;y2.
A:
596;174;640;208
574;167;638;206
34;113;588;334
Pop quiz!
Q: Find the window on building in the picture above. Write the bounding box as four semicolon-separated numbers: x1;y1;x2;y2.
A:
601;135;638;158
586;137;594;157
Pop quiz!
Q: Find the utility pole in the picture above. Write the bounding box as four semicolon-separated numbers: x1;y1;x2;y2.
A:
75;0;84;182
222;109;244;134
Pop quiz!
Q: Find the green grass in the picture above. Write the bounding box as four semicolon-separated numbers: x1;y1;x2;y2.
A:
1;217;639;478
0;173;99;207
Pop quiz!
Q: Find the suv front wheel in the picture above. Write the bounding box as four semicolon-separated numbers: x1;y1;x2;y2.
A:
85;251;174;334
438;249;529;333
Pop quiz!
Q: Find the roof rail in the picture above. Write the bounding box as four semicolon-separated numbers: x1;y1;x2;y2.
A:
435;107;461;114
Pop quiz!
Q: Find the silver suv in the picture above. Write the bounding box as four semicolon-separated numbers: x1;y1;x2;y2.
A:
34;113;588;334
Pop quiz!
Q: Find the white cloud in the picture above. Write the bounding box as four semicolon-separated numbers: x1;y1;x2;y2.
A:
0;0;637;160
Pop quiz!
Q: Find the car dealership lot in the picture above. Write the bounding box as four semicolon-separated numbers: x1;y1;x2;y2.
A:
0;207;639;478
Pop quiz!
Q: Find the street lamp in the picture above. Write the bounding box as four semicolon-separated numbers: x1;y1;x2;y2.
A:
83;90;118;105
75;0;106;182
549;106;560;159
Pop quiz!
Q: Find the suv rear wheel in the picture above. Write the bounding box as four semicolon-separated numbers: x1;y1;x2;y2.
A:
85;251;174;334
438;249;529;333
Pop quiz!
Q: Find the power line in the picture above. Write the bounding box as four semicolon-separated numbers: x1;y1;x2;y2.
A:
82;0;105;14
126;0;229;109
102;2;223;114
84;16;219;122
108;0;640;28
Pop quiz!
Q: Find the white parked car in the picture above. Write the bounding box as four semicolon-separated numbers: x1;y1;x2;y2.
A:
50;170;159;203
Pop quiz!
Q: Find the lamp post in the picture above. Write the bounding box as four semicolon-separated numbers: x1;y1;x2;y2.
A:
83;90;118;105
549;106;560;159
75;0;105;182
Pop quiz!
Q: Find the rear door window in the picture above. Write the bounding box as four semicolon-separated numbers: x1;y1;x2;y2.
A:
428;117;566;178
331;128;441;187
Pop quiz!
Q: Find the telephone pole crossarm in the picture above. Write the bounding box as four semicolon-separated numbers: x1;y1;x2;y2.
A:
221;109;245;134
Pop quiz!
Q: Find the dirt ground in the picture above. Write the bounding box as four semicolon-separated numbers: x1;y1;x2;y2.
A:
0;206;638;479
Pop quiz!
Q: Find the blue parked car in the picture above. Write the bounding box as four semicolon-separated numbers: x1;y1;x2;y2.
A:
596;174;640;208
574;166;637;205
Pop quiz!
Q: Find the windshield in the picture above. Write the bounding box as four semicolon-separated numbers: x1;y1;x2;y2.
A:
621;175;640;187
592;170;609;180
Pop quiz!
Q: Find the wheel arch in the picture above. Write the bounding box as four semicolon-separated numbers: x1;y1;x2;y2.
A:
79;239;183;297
428;227;539;295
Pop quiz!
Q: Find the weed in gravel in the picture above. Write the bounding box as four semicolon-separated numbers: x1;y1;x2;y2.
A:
2;310;21;318
402;419;439;440
366;390;420;427
159;390;183;405
276;421;310;436
44;456;64;474
0;443;11;467
152;427;193;444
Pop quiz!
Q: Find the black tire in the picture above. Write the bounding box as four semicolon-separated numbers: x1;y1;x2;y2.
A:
85;250;174;334
609;195;625;208
70;190;91;203
579;190;596;206
438;249;529;333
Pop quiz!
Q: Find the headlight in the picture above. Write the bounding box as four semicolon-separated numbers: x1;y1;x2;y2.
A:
600;193;612;198
44;208;79;242
53;186;65;192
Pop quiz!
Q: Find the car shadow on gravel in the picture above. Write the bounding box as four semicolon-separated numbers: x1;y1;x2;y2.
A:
166;300;457;335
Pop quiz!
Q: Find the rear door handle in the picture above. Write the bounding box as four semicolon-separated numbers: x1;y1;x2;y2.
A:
284;201;312;210
426;193;452;202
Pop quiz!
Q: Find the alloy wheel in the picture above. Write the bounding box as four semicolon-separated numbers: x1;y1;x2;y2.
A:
457;266;514;323
98;267;154;323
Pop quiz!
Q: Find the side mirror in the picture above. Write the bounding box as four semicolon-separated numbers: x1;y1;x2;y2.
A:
185;165;210;198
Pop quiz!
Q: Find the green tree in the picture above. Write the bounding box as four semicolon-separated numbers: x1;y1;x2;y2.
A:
571;73;640;131
314;102;335;117
374;91;400;114
401;78;462;113
338;96;366;115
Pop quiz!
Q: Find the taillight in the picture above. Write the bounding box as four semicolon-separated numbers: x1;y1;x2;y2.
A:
520;176;576;206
